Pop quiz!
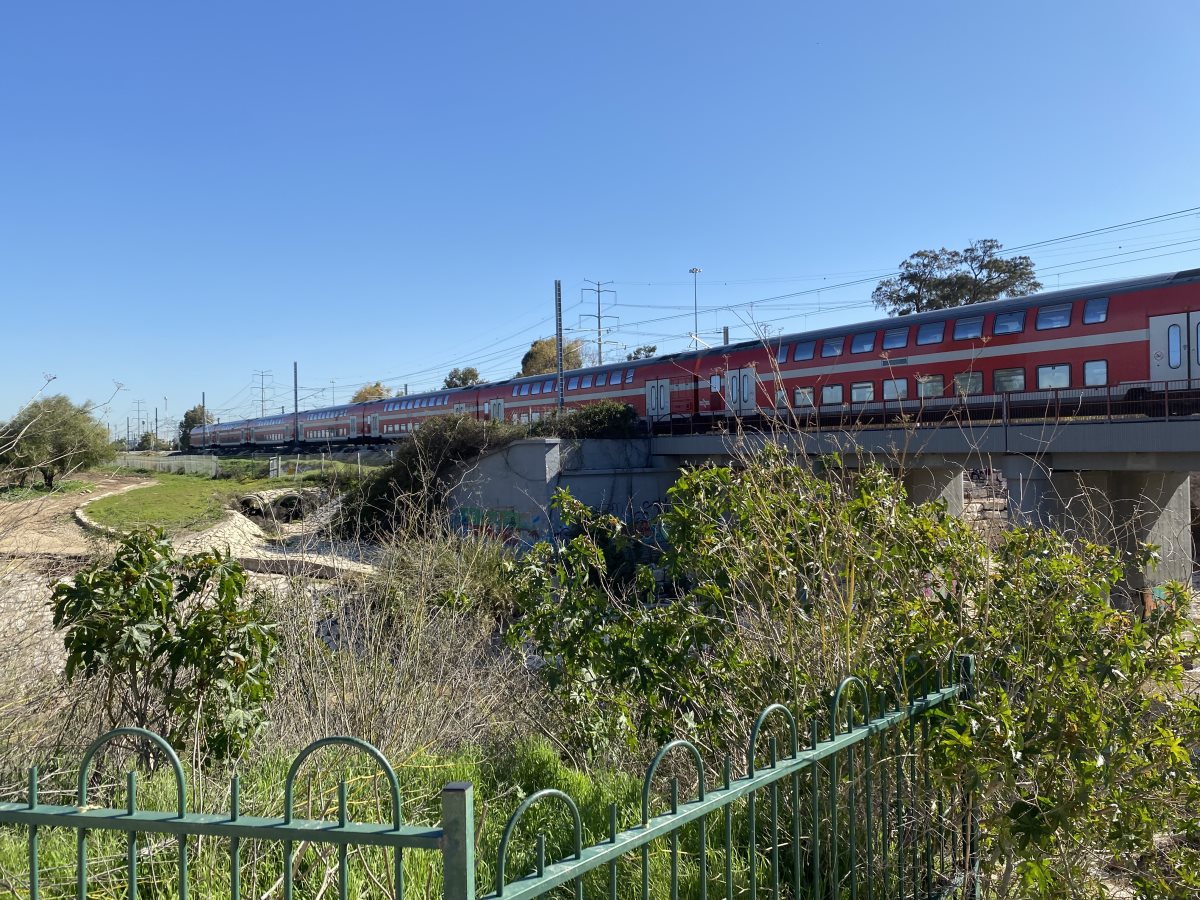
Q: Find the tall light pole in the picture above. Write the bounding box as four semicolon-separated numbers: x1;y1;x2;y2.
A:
689;268;702;349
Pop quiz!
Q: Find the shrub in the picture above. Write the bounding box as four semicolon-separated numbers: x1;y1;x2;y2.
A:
533;400;640;439
51;530;278;760
509;446;1200;895
341;415;524;535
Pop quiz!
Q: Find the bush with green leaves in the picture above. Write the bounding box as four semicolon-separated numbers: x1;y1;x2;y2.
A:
51;530;278;760
532;400;640;439
509;446;1200;897
341;414;525;535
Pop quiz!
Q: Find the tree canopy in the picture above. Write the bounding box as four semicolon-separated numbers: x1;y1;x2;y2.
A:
519;337;582;377
444;367;483;388
136;431;170;451
872;239;1041;316
626;344;657;360
0;395;113;488
178;403;213;450
351;381;393;403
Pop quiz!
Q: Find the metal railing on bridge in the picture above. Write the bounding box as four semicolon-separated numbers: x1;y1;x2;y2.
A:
0;658;977;899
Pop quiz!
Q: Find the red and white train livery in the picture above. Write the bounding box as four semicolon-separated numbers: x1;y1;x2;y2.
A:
191;269;1200;449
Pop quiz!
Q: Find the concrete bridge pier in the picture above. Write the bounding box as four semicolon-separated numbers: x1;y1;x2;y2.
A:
902;466;965;517
998;456;1059;527
1051;469;1192;591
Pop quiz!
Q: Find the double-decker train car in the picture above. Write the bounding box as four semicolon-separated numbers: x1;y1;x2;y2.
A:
190;269;1200;450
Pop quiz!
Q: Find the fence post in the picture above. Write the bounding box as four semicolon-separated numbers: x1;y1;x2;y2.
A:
442;782;475;900
957;654;981;899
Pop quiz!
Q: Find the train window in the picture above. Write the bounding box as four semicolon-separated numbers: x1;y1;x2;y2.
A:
625;368;635;383
953;372;983;396
512;385;520;397
710;374;721;393
793;340;816;361
882;378;908;400
530;382;541;395
520;383;531;396
821;336;844;358
1037;364;1071;389
851;332;876;353
1084;360;1108;386
595;372;607;387
993;311;1025;335
543;379;555;392
775;388;788;408
1168;324;1182;368
916;375;944;398
953;316;984;340
851;381;874;402
821;384;843;405
1082;298;1109;324
916;322;945;345
1036;303;1072;330
794;386;815;407
776;344;790;363
994;368;1025;392
882;327;908;350
581;374;594;388
568;376;580;390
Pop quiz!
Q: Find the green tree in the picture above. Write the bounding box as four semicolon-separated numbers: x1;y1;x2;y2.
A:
626;344;657;360
136;431;169;451
444;366;483;388
519;337;582;377
351;381;393;403
178;403;213;450
0;395;113;489
872;239;1041;316
51;530;278;759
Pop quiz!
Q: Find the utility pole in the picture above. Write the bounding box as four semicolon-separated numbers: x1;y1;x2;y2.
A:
133;399;146;445
555;280;565;411
723;325;729;346
126;417;130;449
254;370;272;418
690;268;703;349
329;380;336;405
581;280;616;364
201;392;206;450
293;362;299;447
154;408;158;449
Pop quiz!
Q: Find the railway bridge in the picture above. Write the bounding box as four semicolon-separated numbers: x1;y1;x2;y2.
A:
450;417;1200;593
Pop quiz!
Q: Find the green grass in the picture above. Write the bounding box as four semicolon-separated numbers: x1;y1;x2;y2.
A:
0;479;90;503
84;473;278;534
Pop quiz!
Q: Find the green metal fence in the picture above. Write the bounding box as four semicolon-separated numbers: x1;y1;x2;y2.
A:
0;658;975;899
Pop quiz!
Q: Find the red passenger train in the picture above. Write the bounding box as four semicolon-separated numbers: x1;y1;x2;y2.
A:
191;269;1200;450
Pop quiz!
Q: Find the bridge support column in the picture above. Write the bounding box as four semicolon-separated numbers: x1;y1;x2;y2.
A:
998;457;1058;527
1049;469;1192;596
903;467;964;517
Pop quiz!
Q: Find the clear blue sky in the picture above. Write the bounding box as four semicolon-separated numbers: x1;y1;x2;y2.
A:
2;2;1198;434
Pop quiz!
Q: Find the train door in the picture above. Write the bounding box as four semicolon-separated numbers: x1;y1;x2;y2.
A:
348;416;357;440
369;414;380;438
724;368;758;416
646;379;671;424
488;399;504;421
1149;313;1200;382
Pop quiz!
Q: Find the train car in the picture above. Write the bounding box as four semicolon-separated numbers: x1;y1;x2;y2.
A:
185;269;1200;450
296;404;364;444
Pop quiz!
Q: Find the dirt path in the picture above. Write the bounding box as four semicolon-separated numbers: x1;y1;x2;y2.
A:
0;474;153;558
